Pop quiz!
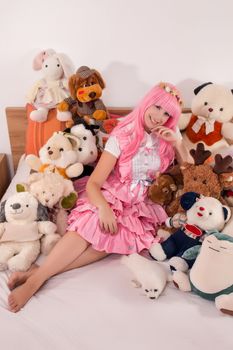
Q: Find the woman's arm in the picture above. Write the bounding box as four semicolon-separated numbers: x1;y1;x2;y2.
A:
86;151;118;233
173;139;193;164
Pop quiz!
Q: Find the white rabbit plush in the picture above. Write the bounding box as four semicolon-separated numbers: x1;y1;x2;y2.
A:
27;49;75;122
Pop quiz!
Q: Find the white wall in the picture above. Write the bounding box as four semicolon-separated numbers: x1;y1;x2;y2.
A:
1;0;233;169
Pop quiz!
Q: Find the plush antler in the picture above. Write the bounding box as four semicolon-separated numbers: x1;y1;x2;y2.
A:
189;143;211;165
213;154;233;174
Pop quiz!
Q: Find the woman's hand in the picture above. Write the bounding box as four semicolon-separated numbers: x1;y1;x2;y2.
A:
98;204;118;234
151;125;178;143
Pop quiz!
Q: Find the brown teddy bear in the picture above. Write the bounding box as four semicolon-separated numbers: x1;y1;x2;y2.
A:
57;66;108;127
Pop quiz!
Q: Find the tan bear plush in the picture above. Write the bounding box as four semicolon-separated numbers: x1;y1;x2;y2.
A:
18;172;77;238
26;131;84;179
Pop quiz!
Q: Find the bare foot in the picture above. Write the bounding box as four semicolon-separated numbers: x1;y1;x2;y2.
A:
7;265;39;290
8;275;45;312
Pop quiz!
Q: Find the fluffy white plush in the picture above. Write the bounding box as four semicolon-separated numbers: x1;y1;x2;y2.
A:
121;253;171;299
26;131;84;179
70;124;98;165
0;192;57;271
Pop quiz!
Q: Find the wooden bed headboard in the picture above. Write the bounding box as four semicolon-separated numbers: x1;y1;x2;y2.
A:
5;107;191;172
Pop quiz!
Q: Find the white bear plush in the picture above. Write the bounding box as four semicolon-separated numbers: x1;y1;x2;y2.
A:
149;192;231;272
26;131;84;179
179;83;233;155
0;192;57;271
121;253;171;299
27;49;75;122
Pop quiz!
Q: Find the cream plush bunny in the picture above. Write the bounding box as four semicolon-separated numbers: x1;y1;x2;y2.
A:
27;49;75;122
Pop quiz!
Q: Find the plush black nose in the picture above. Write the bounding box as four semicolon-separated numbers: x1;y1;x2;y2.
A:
89;92;96;99
48;150;53;155
12;203;21;210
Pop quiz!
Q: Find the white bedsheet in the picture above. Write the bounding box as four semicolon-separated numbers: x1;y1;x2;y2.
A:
0;159;233;350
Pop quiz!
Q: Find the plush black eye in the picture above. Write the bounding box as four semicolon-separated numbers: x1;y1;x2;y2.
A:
47;146;50;150
193;177;197;181
59;148;64;152
43;191;45;194
83;136;87;140
220;107;224;111
209;212;212;215
154;289;158;292
202;180;207;184
91;82;95;85
145;289;149;292
204;102;208;106
45;64;48;68
78;148;82;152
57;64;60;67
52;194;55;197
26;204;29;207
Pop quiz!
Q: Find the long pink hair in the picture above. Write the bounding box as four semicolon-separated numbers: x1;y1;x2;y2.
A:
111;82;182;179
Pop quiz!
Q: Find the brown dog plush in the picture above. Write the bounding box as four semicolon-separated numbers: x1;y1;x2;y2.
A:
148;174;177;206
57;66;108;126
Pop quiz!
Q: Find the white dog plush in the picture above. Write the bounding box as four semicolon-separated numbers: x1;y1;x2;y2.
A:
0;192;57;271
121;253;171;299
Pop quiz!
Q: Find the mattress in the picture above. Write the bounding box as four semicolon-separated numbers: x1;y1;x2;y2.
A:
0;158;233;350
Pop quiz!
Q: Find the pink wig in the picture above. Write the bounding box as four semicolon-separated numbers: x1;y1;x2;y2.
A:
111;82;182;179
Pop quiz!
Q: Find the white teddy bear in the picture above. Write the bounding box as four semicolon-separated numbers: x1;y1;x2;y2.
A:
0;192;57;271
179;82;233;155
26;131;84;179
27;49;75;122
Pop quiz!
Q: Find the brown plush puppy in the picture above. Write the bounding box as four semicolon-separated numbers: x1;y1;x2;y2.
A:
58;66;108;126
148;174;177;206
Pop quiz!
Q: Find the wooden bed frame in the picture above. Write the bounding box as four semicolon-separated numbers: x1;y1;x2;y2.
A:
5;107;191;172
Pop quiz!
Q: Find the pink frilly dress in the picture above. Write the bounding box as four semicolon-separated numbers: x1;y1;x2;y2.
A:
67;132;168;254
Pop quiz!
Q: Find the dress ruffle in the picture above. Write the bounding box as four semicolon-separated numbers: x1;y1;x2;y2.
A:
67;176;167;254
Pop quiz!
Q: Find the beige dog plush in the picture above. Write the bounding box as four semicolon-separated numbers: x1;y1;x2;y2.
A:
0;192;57;271
26;131;84;179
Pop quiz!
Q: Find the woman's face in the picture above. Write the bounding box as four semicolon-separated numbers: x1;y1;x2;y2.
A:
144;105;171;132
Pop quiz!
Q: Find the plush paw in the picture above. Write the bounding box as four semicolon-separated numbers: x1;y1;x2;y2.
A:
131;279;142;288
157;229;171;241
173;271;191;292
56;110;72;122
0;262;8;271
30;108;48;122
215;293;233;316
169;257;189;272
93;110;107;121
41;234;60;255
149;243;167;261
8;256;31;272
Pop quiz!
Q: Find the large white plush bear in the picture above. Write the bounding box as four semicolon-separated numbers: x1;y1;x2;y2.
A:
0;192;57;271
149;192;231;272
179;83;233;155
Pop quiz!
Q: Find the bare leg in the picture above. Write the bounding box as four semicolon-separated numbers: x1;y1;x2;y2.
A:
8;232;108;312
8;245;109;290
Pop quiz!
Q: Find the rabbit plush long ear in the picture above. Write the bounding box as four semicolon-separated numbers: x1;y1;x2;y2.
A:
37;203;49;221
56;53;75;79
33;49;55;70
0;200;6;222
223;206;231;223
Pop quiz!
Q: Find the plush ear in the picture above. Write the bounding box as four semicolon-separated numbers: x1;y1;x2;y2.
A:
32;49;55;70
222;206;231;223
180;192;200;211
28;172;44;184
69;74;79;99
64;133;80;149
194;82;212;95
93;70;105;89
37;203;49;221
0;200;6;222
56;53;75;79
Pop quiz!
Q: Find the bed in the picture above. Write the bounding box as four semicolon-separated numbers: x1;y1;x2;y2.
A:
0;107;232;350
